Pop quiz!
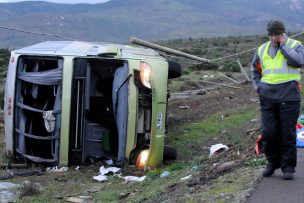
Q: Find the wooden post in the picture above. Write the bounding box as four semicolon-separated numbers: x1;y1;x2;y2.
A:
199;80;241;89
236;59;251;82
130;37;209;63
218;72;240;84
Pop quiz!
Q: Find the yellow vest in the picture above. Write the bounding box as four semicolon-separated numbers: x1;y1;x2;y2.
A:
257;38;301;84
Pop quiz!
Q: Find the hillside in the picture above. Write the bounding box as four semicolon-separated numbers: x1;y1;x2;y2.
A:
0;0;304;48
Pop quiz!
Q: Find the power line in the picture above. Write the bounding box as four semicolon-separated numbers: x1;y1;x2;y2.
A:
1;25;304;62
210;31;304;62
0;25;76;41
209;47;257;62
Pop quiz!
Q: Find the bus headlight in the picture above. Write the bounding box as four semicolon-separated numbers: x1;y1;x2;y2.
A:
140;62;151;88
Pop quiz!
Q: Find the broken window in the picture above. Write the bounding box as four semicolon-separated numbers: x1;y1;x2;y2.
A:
15;57;63;163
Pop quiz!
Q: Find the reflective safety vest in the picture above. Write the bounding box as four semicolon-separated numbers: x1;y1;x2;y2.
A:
257;38;302;84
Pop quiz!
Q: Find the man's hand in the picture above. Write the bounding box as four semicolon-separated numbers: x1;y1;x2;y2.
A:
277;33;287;44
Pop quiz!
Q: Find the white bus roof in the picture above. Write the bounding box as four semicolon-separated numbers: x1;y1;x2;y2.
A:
14;41;161;58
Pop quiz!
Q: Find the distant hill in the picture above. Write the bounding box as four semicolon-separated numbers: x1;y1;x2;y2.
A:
0;0;304;48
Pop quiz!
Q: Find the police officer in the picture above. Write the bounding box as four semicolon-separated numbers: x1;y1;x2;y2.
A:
251;20;304;180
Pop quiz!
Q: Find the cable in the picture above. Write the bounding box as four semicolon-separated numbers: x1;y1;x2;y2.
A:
1;25;304;62
210;31;304;62
0;25;76;41
291;30;304;38
209;47;257;62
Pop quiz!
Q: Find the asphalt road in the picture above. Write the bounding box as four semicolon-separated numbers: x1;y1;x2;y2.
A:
247;148;304;203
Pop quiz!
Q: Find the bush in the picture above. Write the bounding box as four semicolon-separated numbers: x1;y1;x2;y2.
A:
221;61;240;72
182;69;190;75
188;62;219;71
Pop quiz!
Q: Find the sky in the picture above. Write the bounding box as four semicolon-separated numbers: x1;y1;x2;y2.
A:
0;0;110;3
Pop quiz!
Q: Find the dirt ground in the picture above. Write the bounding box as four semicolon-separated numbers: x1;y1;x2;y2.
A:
167;82;258;125
0;79;264;202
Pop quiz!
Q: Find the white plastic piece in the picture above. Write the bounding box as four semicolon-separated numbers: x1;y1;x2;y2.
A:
180;175;192;180
209;143;229;156
93;174;108;182
99;166;121;175
123;176;146;182
46;166;69;172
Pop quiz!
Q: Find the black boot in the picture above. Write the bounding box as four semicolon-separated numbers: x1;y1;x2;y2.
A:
262;165;276;177
283;172;294;180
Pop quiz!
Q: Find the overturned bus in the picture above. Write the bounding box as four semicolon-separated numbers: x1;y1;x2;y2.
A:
3;41;181;168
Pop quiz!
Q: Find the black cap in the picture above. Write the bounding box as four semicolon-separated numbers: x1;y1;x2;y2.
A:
267;20;285;35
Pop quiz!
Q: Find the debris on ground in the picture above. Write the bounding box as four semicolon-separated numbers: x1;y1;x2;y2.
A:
180;175;192;181
67;196;92;203
178;105;190;109
104;159;113;165
98;166;121;175
160;171;170;178
93;166;121;182
119;175;146;182
209;143;229;156
215;160;244;173
46;166;69;173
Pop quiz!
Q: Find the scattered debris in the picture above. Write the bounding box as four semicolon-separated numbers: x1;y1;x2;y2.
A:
209;143;229;156
105;159;113;166
93;166;146;183
180;175;192;181
190;165;198;171
196;90;206;95
67;196;92;203
203;75;214;78
121;175;146;182
118;192;130;199
250;98;259;103
179;105;190;109
93;174;108;182
52;194;64;199
99;166;121;175
215;160;244;173
160;171;170;178
255;135;264;155
296;125;304;148
218;72;240;84
93;166;121;182
224;96;233;100
46;166;69;173
199;80;241;89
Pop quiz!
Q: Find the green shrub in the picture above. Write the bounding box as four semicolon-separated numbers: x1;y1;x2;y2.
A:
189;62;219;71
182;69;190;75
221;61;240;72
